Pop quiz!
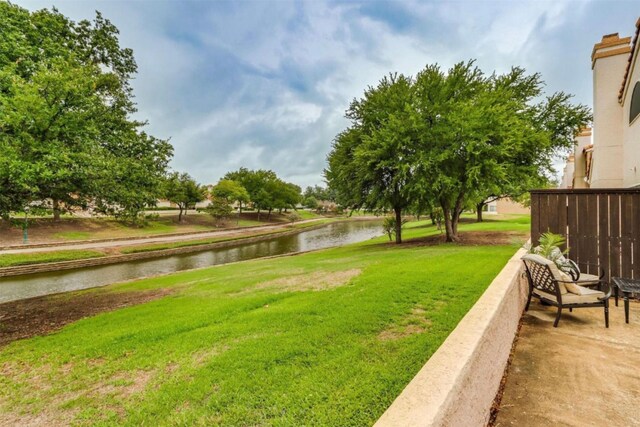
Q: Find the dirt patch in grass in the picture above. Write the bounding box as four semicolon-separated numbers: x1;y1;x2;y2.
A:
0;366;155;426
400;231;527;247
0;408;79;427
245;269;362;294
378;306;432;341
192;345;231;366
94;369;155;398
0;289;173;347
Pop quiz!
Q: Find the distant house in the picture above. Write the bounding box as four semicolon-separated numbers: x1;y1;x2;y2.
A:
560;19;640;189
484;198;530;215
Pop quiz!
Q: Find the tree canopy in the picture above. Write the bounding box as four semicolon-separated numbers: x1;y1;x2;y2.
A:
211;180;250;214
326;61;591;242
163;172;206;222
326;73;418;243
223;168;301;219
0;3;172;221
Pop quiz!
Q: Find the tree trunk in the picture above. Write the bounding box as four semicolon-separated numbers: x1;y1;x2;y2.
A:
442;206;456;242
476;202;484;222
430;211;436;225
52;198;61;221
257;208;261;221
268;208;272;220
178;206;184;222
394;207;402;244
449;192;465;240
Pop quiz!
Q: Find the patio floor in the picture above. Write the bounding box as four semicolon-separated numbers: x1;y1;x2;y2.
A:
494;298;640;426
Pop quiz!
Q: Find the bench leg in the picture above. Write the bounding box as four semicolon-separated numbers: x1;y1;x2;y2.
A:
605;300;609;328
553;306;562;327
525;287;533;312
624;294;629;324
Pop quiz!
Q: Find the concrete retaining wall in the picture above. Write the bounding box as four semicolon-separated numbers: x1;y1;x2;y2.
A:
375;247;529;427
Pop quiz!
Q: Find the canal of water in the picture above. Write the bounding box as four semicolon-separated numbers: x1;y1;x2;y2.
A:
0;220;382;303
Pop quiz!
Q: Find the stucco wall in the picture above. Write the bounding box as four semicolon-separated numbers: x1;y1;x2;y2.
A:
374;247;529;427
572;132;592;188
496;198;530;215
622;46;640;188
591;42;628;188
560;157;575;189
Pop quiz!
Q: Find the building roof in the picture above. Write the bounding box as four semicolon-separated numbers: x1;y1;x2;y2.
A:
591;33;631;69
619;17;640;103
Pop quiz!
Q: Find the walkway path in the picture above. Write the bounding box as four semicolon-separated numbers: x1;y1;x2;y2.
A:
0;219;326;255
495;300;640;426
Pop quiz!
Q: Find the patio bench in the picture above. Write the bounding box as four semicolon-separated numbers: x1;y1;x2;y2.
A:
522;254;611;328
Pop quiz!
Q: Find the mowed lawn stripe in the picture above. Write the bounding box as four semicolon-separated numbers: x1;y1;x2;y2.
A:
0;218;527;426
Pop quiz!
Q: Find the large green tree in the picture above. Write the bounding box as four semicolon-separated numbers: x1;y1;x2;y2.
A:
325;73;415;243
412;62;590;240
0;3;172;221
326;62;591;243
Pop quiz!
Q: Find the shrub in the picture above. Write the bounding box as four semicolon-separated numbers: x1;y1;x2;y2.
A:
382;216;409;242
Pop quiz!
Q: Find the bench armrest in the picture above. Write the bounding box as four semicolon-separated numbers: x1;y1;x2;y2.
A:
597;282;612;301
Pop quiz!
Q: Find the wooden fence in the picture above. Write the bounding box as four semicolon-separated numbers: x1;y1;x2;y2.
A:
530;189;640;283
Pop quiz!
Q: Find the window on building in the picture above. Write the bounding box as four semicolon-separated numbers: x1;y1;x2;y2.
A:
630;81;640;124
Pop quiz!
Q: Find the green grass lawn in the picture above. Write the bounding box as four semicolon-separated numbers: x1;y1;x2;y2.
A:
0;250;105;268
294;210;323;220
0;216;527;425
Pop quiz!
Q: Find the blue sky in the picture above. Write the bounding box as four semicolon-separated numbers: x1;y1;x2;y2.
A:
17;0;640;187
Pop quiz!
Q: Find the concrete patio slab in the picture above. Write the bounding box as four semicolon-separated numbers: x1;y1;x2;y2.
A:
495;299;640;426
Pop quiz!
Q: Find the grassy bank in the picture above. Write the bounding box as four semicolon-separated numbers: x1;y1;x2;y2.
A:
0;250;105;268
0;219;337;267
0;216;527;425
119;218;337;254
0;211;326;246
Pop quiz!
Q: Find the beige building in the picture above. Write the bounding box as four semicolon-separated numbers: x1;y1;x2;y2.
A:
485;198;530;215
560;19;640;189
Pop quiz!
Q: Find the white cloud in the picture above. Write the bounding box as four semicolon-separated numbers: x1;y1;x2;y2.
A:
14;0;637;187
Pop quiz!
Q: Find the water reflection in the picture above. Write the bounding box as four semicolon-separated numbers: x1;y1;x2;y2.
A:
0;221;381;303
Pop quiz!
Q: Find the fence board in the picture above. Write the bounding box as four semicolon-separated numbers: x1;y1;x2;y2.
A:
634;195;640;279
598;194;610;283
610;194;621;279
567;193;579;263
530;189;640;284
585;194;599;276
557;194;568;252
622;194;634;278
531;194;541;245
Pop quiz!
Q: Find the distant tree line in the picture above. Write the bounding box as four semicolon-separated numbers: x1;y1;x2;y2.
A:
326;61;591;243
302;185;336;211
220;168;301;220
